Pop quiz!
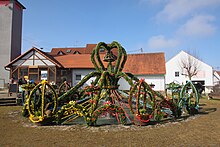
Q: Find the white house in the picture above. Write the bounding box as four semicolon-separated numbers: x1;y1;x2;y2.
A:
119;53;166;91
166;50;213;93
213;71;220;85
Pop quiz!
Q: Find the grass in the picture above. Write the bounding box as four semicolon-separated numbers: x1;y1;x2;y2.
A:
0;98;220;146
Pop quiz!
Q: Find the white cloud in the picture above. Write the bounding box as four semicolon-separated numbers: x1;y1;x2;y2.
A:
177;15;216;37
156;0;220;22
147;35;179;49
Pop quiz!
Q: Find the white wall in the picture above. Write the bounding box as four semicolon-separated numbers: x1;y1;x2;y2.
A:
72;69;165;91
72;69;96;87
166;51;213;93
214;71;220;85
119;74;165;91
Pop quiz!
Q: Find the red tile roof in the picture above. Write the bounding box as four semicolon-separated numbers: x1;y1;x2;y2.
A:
54;52;166;75
5;44;165;75
54;54;93;68
123;53;166;75
54;54;111;69
50;44;118;56
85;44;97;54
50;47;86;56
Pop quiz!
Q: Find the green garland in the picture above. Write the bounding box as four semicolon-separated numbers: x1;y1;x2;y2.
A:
58;81;70;95
178;80;199;115
27;80;58;123
23;41;198;126
88;104;126;126
58;71;100;101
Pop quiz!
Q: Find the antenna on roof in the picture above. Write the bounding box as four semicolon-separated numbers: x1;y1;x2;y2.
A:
215;67;220;70
140;48;143;52
127;48;144;53
73;41;80;47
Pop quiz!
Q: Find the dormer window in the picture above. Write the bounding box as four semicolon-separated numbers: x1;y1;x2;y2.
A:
100;48;104;52
57;51;64;55
66;49;71;53
73;51;81;54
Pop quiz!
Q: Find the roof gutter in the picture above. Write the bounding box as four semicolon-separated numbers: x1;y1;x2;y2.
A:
4;66;10;71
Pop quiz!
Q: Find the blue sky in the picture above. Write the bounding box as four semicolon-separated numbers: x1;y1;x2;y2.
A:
19;0;220;69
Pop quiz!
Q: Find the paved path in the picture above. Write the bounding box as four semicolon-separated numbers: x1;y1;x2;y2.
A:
0;89;9;98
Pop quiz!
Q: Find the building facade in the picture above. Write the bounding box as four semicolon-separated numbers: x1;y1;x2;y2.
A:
5;45;166;91
0;0;25;87
166;51;213;93
214;71;220;85
118;53;166;91
5;47;62;84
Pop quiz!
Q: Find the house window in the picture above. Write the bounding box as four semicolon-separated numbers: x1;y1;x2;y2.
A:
60;70;67;82
76;74;81;80
73;51;80;54
61;70;67;76
66;49;71;53
29;74;38;82
57;51;64;55
100;48;104;52
20;68;28;78
175;72;179;77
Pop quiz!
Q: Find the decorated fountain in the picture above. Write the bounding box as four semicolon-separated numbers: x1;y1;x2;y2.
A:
22;41;200;126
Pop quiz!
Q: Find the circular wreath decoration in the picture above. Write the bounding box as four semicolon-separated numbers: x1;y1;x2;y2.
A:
87;103;126;126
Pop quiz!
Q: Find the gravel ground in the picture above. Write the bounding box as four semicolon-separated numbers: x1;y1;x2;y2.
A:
0;98;220;147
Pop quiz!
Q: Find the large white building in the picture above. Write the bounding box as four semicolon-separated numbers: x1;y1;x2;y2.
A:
213;71;220;85
166;51;213;93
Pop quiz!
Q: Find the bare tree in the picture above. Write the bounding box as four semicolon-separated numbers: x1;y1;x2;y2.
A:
179;51;200;80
